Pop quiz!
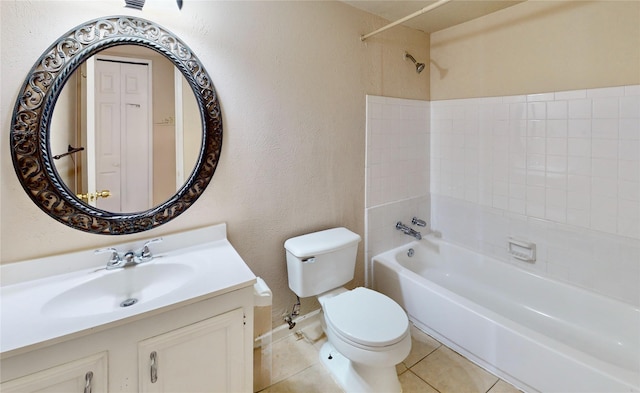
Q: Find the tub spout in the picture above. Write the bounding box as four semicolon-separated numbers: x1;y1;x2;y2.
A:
396;221;422;240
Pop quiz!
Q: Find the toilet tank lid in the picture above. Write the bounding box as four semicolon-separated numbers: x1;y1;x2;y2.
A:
284;227;361;257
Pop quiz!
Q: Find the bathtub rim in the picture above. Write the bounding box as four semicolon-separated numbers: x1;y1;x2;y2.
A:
372;239;640;392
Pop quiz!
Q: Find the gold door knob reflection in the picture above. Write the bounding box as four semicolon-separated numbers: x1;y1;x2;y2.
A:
76;190;111;202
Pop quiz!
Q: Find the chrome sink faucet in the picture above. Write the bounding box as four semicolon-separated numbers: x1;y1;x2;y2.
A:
396;221;422;240
96;238;163;270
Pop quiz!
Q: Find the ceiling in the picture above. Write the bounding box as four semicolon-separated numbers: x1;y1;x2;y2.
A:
343;0;525;34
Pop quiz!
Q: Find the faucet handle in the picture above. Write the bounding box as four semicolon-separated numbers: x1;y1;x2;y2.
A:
95;247;121;267
412;217;427;227
139;238;163;262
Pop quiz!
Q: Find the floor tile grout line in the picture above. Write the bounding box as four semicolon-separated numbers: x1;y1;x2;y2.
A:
406;369;443;393
261;323;521;393
485;379;501;393
404;342;442;369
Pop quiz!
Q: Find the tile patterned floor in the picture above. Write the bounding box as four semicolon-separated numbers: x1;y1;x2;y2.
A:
258;324;522;393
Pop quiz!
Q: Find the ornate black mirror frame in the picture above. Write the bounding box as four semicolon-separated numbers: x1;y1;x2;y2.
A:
10;16;222;235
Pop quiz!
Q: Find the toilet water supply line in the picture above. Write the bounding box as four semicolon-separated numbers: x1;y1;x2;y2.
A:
360;0;453;41
284;296;301;329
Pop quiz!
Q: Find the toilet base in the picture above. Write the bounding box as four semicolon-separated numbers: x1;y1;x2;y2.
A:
319;341;402;393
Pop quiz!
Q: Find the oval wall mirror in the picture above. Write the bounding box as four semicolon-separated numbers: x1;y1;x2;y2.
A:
10;16;222;235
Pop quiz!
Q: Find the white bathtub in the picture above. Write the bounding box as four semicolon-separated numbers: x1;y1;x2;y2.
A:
372;238;640;393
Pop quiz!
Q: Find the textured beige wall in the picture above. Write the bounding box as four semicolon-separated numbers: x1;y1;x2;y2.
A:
0;1;428;323
430;0;640;100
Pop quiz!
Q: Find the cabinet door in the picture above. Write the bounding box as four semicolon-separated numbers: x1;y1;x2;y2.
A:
138;308;246;393
0;352;107;393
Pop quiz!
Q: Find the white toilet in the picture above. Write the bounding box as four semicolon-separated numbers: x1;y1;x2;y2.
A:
285;227;411;393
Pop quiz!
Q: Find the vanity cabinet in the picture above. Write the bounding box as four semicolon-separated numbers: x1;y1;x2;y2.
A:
1;287;254;393
138;308;245;392
1;224;257;392
0;352;108;393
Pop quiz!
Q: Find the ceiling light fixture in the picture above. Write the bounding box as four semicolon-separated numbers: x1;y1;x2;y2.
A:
124;0;183;10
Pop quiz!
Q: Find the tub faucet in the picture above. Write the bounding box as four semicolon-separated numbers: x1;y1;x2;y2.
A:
396;221;422;240
412;217;427;227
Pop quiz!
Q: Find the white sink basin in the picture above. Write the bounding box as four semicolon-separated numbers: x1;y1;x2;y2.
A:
0;223;257;356
42;262;196;318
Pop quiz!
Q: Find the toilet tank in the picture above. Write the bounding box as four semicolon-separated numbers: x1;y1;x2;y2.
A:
285;227;361;298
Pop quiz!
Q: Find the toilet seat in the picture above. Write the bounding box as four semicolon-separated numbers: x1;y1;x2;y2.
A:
323;287;409;348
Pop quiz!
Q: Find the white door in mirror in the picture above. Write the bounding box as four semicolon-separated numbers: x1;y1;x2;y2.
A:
94;57;152;212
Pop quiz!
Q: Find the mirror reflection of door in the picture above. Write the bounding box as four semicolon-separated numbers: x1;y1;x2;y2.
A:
90;56;152;212
175;70;201;188
50;45;203;214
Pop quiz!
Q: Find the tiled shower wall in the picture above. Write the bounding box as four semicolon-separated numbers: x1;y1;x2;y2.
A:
365;96;430;284
365;86;640;306
431;85;640;305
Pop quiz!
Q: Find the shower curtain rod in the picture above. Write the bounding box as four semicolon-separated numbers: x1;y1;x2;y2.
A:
360;0;453;41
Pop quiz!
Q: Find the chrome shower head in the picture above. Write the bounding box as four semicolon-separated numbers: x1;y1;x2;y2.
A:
404;52;426;74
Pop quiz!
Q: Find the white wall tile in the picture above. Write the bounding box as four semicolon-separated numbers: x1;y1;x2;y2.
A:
568;119;591;138
503;95;527;103
592;119;619;139
588;86;625;98
527;137;546;155
591;139;618;159
567;156;591;176
527;120;546;137
546;138;566;157
620;118;640;140
567;137;591;157
592;97;619;119
620;96;640;118
618;180;640;201
567;191;590;210
555;89;587;100
619;140;640;161
591;195;618;234
568;99;592;119
547;119;568;137
428;85;640;306
546;175;567;193
546;188;567;207
509;102;526;120
528;92;554;102
545;205;567;222
568;174;591;193
547;100;568;120
369;86;640;306
566;208;590;227
624;85;640;96
365;96;430;283
528;102;547;119
591;158;617;178
619;160;640;182
547;155;568;174
591;176;618;198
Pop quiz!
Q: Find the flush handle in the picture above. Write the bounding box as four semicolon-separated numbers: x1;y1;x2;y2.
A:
150;351;158;383
302;257;316;263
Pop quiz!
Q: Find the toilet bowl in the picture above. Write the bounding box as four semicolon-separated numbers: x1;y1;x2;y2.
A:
319;287;411;392
284;228;411;393
320;287;410;366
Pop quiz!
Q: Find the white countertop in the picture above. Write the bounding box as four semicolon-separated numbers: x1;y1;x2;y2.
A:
0;223;256;357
